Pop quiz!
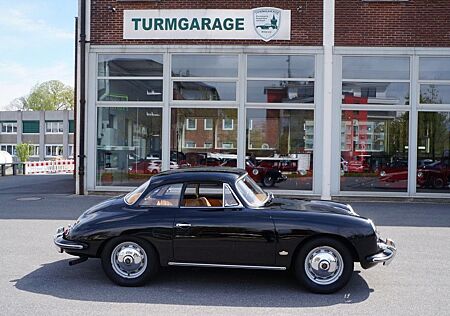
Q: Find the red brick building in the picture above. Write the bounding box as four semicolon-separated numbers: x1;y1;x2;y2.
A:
77;0;450;198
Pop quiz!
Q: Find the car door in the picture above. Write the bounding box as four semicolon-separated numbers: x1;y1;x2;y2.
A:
173;182;276;266
135;183;183;263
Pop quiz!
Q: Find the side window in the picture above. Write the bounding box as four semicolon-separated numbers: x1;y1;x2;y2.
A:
224;184;239;207
140;183;183;207
182;182;223;207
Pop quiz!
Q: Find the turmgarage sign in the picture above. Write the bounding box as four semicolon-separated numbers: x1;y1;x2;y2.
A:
123;8;291;42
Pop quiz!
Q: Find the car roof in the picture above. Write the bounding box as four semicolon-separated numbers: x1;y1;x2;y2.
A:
149;167;247;186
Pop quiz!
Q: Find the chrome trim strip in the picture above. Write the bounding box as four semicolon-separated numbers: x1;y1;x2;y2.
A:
54;229;85;250
54;238;85;250
168;262;287;270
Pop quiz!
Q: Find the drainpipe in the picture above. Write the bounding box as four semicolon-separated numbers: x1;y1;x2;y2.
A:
73;17;78;182
78;0;86;195
321;0;334;200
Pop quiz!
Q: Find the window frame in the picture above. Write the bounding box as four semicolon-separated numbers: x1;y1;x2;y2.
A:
0;144;17;156
171;54;239;105
138;183;184;208
45;144;64;157
0;122;17;134
179;182;243;209
45;121;64;134
97;54;164;104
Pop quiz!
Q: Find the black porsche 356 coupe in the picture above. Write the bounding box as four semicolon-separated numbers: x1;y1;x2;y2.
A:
54;168;396;293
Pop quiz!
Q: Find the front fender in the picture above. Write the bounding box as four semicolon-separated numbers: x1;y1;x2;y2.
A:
271;212;378;268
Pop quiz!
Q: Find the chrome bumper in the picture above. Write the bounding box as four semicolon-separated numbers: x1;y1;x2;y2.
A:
54;227;86;253
366;238;397;266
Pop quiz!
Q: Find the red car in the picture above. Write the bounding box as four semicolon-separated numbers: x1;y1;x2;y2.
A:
378;160;408;182
348;155;371;173
417;160;449;189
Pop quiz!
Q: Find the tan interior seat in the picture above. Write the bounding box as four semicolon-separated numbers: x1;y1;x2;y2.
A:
156;199;174;206
184;197;211;207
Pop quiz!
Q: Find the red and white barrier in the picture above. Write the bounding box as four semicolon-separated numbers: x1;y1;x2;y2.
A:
25;160;75;175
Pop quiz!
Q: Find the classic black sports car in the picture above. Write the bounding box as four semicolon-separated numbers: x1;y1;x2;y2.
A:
54;168;396;294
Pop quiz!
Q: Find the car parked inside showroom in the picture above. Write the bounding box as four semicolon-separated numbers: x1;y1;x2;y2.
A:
54;168;396;294
220;159;287;187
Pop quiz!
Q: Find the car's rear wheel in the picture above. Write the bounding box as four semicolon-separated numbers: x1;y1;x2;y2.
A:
294;237;354;294
101;236;159;286
432;177;445;189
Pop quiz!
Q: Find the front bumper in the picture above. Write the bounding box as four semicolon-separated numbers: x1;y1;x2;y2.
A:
54;227;87;253
366;238;397;266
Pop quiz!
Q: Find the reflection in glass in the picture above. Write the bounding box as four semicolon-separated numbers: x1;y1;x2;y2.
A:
343;56;410;80
417;112;450;192
98;55;163;77
419;57;450;80
98;80;163;102
170;108;237;167
96;107;162;186
173;82;236;101
247;81;314;103
342;82;409;105
340;111;409;192
247;55;315;78
420;85;450;104
246;109;314;191
172;55;238;78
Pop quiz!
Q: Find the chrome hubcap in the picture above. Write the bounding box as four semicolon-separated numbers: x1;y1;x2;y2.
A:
304;246;344;285
111;242;147;279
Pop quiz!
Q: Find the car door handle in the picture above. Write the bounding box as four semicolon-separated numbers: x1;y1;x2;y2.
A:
175;223;191;228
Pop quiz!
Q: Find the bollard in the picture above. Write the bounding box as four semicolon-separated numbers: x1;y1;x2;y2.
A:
12;163;16;175
1;164;4;176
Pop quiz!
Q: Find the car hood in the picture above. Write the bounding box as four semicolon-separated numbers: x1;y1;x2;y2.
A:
265;198;359;216
82;195;126;216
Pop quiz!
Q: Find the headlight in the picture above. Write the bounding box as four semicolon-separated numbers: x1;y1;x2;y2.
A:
417;171;423;178
252;169;259;175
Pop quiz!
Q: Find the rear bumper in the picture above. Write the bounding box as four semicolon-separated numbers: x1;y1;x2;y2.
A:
54;227;87;253
366;238;396;266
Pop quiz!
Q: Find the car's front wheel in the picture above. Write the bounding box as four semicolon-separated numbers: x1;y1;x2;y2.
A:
294;237;354;294
262;174;276;187
101;236;159;286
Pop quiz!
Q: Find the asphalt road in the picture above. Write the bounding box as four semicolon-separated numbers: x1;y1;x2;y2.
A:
1;175;449;315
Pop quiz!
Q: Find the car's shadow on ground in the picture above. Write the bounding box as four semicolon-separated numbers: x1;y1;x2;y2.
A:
14;259;371;307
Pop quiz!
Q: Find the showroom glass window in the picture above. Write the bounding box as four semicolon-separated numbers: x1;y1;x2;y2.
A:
170;55;239;170
170;108;238;167
246;55;315;191
247;55;315;104
171;54;238;101
340;56;410;192
417;57;450;193
246;109;314;190
97;55;163;102
96;107;163;187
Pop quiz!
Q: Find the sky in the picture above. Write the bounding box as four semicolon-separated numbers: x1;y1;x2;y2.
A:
0;0;77;110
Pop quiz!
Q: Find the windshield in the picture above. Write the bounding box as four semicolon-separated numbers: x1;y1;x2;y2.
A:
236;175;268;207
124;180;150;205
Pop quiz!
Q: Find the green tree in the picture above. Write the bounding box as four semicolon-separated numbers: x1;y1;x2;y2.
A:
9;80;74;111
16;143;34;162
